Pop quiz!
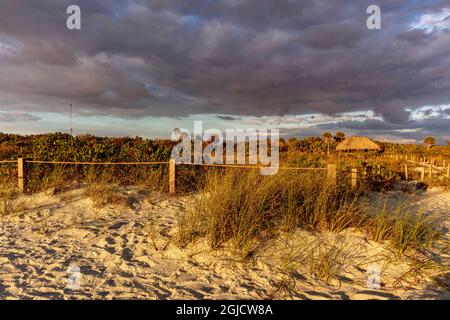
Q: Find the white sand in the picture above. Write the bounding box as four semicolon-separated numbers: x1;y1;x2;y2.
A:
0;187;448;300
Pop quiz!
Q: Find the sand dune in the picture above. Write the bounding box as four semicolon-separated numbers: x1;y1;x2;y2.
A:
0;187;448;300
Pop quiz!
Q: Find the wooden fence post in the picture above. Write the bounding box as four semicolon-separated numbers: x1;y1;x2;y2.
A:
404;164;408;180
429;163;433;180
420;167;425;181
447;165;450;179
327;164;336;186
351;168;358;191
169;159;176;194
18;158;25;193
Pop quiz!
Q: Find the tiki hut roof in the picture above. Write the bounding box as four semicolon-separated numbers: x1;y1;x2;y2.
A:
336;136;381;151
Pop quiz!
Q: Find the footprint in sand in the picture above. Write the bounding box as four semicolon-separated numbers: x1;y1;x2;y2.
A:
105;236;116;245
353;290;400;300
121;248;134;261
108;221;128;230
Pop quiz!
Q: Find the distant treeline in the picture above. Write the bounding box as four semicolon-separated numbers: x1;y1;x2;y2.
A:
0;132;448;162
0;132;176;162
380;141;450;157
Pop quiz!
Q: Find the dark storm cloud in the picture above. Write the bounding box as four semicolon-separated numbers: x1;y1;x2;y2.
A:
299;23;365;49
280;117;450;144
217;115;240;121
311;117;450;143
396;29;431;45
0;0;449;139
0;112;41;122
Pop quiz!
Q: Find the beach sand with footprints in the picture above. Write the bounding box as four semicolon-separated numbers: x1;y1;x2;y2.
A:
0;186;448;300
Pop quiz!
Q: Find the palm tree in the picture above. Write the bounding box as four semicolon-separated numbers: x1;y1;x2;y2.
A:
322;132;333;156
424;136;436;149
334;131;346;143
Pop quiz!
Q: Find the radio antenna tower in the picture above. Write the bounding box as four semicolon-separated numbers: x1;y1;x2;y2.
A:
69;103;73;136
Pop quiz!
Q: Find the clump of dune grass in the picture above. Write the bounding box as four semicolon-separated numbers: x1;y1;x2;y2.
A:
31;209;52;235
28;165;70;194
0;182;23;217
84;170;127;208
143;220;170;251
280;235;360;283
178;169;364;256
392;249;447;287
141;168;169;193
368;199;442;256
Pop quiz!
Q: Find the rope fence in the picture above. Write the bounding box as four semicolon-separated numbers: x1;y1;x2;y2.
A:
181;162;326;170
1;155;448;194
27;160;169;166
0;158;337;194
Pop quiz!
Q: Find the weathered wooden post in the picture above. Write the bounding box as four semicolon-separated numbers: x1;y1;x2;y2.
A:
404;164;408;180
327;164;337;186
169;159;176;194
429;163;433;180
420;167;425;181
18;158;25;193
351;168;358;191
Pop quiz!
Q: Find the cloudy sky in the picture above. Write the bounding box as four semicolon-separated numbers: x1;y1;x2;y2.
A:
0;0;449;143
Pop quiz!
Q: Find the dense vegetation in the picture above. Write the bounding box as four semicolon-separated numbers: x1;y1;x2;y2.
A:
0;132;448;193
0;132;175;162
1;132;448;162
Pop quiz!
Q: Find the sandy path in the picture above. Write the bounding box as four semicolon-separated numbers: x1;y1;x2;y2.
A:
0;189;284;299
0;187;448;300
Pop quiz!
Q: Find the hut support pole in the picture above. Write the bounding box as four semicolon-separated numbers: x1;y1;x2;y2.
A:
327;164;337;186
351;168;358;191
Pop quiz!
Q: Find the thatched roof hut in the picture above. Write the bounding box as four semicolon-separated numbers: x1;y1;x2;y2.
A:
336;136;381;151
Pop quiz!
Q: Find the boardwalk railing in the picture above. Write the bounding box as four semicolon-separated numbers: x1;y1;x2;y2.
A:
386;154;450;181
